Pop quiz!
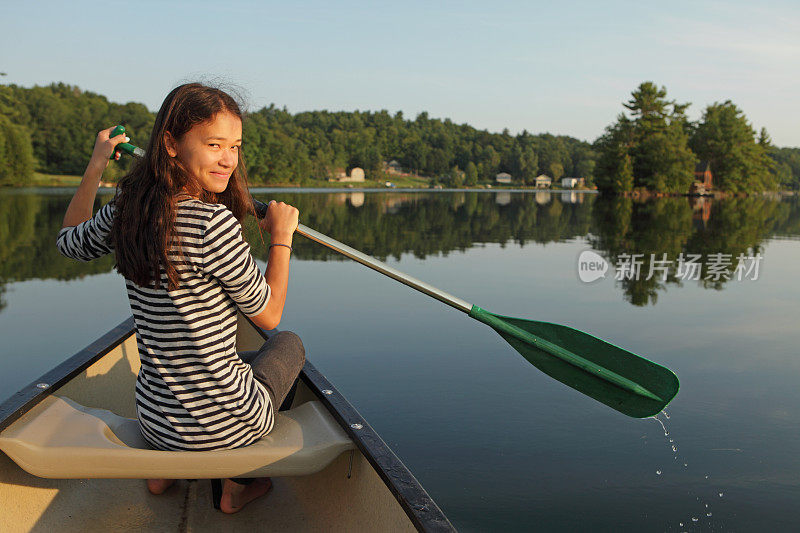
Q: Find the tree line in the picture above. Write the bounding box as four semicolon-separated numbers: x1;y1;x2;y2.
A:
0;82;595;187
1;81;797;192
594;82;798;193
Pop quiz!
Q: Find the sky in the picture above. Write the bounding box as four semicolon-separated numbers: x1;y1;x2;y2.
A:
1;0;799;146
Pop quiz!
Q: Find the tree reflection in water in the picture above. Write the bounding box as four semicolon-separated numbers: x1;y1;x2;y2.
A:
1;190;798;310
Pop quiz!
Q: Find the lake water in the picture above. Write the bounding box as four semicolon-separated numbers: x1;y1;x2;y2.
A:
1;189;799;531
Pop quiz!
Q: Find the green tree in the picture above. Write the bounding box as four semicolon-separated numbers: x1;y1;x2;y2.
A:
595;117;635;192
517;145;538;184
536;134;570;177
690;101;776;192
634;123;695;192
549;162;564;181
0;116;34;185
595;82;694;193
449;165;465;187
465;161;478;186
771;147;800;190
575;158;595;180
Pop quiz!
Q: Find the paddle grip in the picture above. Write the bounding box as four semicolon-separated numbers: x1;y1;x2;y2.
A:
253;199;269;219
109;125;139;159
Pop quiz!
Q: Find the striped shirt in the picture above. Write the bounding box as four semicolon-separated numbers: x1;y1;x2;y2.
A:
57;199;273;451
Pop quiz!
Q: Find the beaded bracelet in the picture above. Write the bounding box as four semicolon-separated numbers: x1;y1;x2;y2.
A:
269;243;293;253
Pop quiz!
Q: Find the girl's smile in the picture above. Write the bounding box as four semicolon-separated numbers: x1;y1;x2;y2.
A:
165;111;242;194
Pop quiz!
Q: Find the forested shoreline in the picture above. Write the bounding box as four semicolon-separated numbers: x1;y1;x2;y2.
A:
1;81;798;192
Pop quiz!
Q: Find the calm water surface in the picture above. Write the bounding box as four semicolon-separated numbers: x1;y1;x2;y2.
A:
1;189;799;531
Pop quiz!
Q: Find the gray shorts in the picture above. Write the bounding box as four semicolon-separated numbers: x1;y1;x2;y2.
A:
239;331;306;412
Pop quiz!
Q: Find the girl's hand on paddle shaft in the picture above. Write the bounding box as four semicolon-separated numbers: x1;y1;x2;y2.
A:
88;127;129;170
259;200;299;245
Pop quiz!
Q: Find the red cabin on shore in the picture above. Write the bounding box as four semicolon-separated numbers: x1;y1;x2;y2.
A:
694;161;713;189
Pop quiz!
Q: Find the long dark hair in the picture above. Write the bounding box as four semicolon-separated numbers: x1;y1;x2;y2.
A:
111;83;253;289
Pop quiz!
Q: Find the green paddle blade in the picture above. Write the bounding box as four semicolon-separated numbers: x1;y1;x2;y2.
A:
469;306;679;418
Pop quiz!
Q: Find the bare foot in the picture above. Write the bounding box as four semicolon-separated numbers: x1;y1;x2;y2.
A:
219;478;272;514
146;478;176;495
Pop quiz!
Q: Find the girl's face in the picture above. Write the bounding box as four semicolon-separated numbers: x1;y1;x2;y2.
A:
166;111;242;194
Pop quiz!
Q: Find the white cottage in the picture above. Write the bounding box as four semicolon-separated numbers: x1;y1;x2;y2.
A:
560;177;585;188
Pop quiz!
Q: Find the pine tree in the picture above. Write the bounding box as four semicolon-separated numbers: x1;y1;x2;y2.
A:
690;101;776;192
595;82;694;193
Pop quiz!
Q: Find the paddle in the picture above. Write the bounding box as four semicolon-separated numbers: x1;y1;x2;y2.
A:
109;125;679;418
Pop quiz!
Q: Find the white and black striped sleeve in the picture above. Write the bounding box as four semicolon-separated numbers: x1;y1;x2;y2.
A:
56;201;115;261
202;206;270;317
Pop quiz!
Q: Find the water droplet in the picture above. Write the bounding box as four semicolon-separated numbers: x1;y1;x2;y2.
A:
669;438;674;443
651;415;669;436
662;410;671;419
705;504;709;508
719;492;724;498
672;445;677;452
705;474;709;479
706;512;712;517
656;469;662;475
679;523;683;527
692;517;699;522
684;463;688;467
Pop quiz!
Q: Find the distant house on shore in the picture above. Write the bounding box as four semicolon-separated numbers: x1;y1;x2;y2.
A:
330;167;365;183
495;172;512;184
535;175;552;188
384;160;404;175
560;177;585;189
694;161;713;190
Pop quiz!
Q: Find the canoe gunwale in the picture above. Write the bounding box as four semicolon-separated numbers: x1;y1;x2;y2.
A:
0;316;455;532
299;361;454;532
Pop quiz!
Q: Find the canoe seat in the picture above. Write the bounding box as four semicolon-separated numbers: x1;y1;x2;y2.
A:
0;395;354;479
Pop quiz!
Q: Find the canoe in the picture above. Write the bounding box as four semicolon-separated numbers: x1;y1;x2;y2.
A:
0;314;454;532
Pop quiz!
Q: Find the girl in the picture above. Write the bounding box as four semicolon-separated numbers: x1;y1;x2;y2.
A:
57;83;305;514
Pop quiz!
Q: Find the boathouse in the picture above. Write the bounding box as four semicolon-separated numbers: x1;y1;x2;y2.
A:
561;177;585;189
384;160;404;175
330;167;365;183
694;161;713;189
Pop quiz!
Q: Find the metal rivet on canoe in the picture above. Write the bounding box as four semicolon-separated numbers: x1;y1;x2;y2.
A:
350;423;363;430
36;383;50;389
322;389;333;395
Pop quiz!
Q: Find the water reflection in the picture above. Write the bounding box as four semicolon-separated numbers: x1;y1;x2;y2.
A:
590;195;800;305
0;192;115;311
1;189;798;310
